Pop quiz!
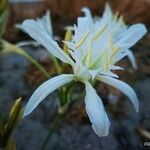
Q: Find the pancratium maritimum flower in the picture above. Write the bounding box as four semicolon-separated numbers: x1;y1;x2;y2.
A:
19;4;147;137
16;10;53;47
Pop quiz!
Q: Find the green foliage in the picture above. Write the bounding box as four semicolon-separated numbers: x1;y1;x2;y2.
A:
0;0;8;15
0;10;8;37
0;0;8;37
0;98;23;149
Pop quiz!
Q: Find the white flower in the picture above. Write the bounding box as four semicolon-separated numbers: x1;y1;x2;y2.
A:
19;4;147;137
16;10;53;47
80;4;143;69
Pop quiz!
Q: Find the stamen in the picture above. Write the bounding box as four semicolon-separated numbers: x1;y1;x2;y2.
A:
104;49;109;71
75;31;89;49
84;24;108;67
92;23;108;42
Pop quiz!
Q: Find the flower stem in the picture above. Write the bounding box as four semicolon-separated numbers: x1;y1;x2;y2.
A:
50;56;62;74
40;112;64;150
40;87;85;150
22;51;50;78
1;40;50;78
40;84;75;150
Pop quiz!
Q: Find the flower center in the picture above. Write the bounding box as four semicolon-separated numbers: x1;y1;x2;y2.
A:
73;64;92;82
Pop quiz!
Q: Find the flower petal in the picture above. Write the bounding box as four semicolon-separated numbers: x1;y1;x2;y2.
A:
16;40;40;47
117;23;147;49
126;49;137;69
89;69;100;80
24;74;74;117
73;64;91;81
99;71;119;78
74;17;90;44
81;7;93;26
85;82;110;137
36;11;53;36
97;75;139;112
17;20;74;65
110;65;124;70
102;3;112;22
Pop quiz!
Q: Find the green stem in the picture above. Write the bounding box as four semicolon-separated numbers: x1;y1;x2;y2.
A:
39;84;75;150
51;56;62;74
22;52;50;78
2;41;68;106
40;113;64;150
48;56;64;106
2;40;50;78
64;81;76;103
40;85;85;150
40;91;85;150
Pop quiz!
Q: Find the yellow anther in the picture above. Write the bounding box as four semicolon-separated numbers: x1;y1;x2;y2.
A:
63;27;73;54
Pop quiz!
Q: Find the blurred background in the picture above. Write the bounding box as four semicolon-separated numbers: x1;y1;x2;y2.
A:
0;0;150;149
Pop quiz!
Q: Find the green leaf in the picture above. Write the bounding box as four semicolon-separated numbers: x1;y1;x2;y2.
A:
0;98;23;148
0;10;8;37
6;137;16;150
0;113;5;144
0;0;8;15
